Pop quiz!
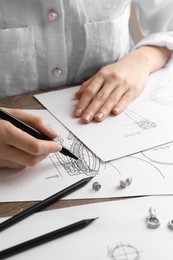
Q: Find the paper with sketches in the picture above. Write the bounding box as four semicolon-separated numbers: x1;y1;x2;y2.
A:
1;196;173;259
1;110;173;202
35;67;173;162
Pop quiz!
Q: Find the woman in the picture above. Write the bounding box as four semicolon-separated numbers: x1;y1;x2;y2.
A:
0;0;173;168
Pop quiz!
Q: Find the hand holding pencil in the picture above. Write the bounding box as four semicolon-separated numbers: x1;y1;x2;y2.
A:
0;108;64;169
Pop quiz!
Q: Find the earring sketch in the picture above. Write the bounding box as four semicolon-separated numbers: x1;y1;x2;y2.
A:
146;207;161;229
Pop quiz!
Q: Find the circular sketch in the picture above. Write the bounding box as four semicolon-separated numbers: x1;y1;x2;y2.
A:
108;243;140;260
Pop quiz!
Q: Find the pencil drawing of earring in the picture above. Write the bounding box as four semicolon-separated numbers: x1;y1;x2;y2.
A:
92;181;101;191
146;207;161;229
119;177;133;188
168;219;173;230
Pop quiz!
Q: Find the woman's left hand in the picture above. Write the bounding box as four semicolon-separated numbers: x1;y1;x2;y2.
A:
74;48;152;124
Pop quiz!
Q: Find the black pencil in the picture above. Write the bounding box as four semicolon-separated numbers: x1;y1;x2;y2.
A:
0;108;78;160
0;176;94;232
0;218;97;259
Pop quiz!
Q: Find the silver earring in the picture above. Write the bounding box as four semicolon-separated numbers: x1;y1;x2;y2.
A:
146;207;161;229
168;219;173;230
92;182;101;191
119;177;133;188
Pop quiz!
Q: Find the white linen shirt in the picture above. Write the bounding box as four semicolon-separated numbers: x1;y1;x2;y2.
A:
0;0;173;98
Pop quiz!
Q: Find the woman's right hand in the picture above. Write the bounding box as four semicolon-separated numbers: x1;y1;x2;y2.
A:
0;108;62;169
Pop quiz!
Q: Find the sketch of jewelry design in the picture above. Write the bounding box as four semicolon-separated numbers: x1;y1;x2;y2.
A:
46;131;165;184
142;142;173;165
111;155;164;183
107;242;141;260
52;132;100;176
124;109;157;130
150;77;173;106
130;155;164;178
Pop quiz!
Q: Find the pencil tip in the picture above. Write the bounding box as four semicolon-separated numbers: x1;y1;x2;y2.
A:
74;155;79;160
70;153;79;160
60;147;79;160
85;176;95;182
85;217;99;225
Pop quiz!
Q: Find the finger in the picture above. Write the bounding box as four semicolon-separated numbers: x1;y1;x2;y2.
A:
1;145;47;167
5;122;62;155
81;82;118;123
4;108;58;139
74;75;104;117
0;159;26;169
94;84;129;121
10;148;47;167
75;77;93;99
112;89;137;115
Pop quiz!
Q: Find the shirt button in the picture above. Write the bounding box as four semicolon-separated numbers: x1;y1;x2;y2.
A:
47;9;58;22
52;68;62;78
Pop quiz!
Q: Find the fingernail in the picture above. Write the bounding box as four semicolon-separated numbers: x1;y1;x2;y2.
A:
75;108;83;117
82;113;91;122
113;107;120;114
56;142;62;151
95;112;104;121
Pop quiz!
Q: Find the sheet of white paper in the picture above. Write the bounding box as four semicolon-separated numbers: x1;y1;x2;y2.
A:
1;109;173;202
1;196;173;259
35;67;173;162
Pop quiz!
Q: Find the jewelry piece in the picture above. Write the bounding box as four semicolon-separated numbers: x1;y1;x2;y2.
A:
168;219;173;230
146;207;161;229
92;182;101;191
119;177;133;188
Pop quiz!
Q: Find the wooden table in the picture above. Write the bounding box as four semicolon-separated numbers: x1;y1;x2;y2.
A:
0;90;118;218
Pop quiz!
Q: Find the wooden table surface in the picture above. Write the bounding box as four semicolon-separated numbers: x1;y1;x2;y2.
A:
0;90;119;218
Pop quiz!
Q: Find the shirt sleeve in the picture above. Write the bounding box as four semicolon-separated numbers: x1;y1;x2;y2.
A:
132;0;173;64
